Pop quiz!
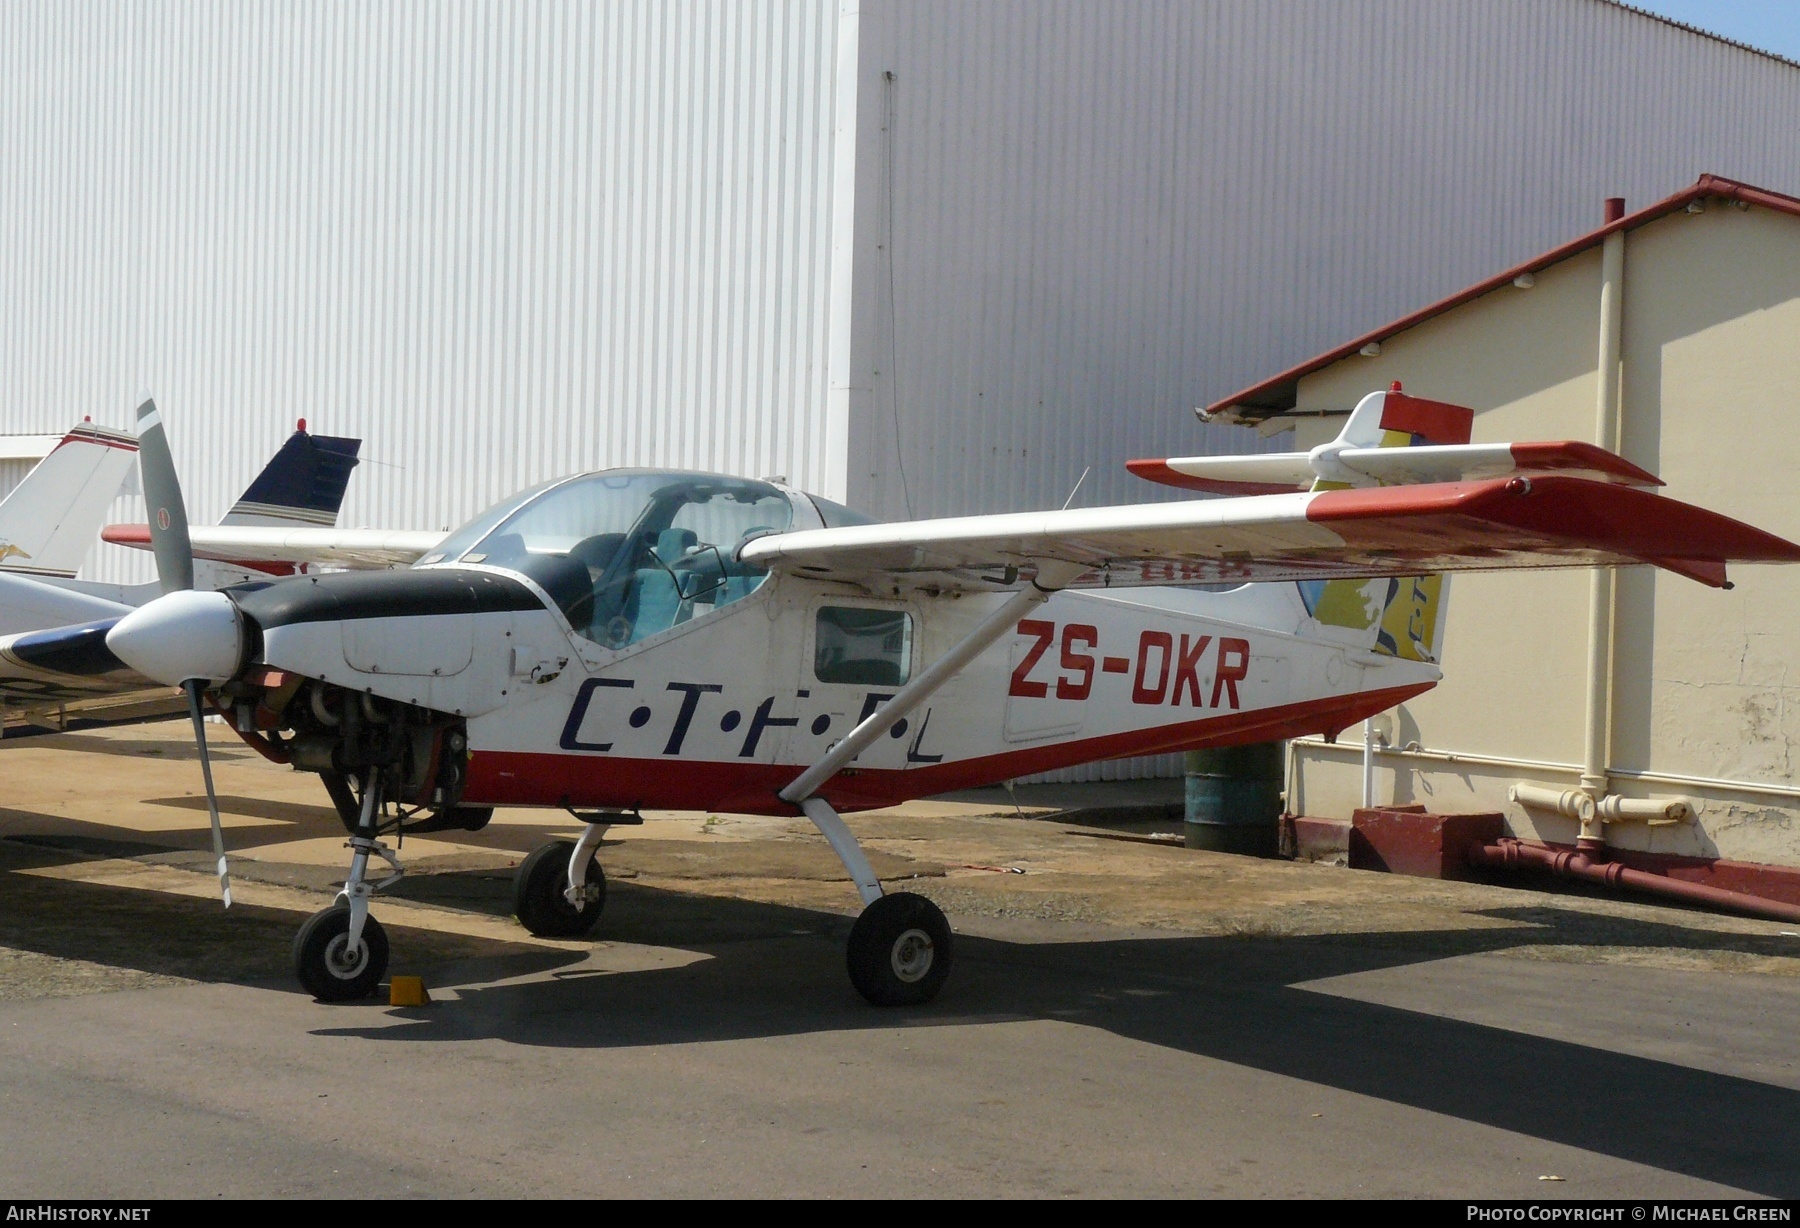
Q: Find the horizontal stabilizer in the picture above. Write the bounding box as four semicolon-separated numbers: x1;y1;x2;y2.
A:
1129;440;1662;495
101;524;443;569
740;475;1800;593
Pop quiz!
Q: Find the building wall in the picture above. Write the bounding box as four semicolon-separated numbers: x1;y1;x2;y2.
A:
843;0;1800;526
1287;202;1800;864
0;0;850;583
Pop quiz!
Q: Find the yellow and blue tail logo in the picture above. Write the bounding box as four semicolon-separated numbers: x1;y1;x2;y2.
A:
1297;384;1470;664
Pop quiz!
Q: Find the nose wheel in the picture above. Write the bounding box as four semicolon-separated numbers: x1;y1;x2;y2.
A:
294;905;390;1001
296;772;403;1001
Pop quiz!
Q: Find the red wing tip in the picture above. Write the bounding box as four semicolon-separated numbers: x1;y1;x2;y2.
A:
1125;458;1300;497
1509;440;1665;487
101;524;152;546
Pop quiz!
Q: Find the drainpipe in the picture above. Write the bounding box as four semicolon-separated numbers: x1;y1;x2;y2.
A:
1580;197;1626;848
1361;719;1376;809
1469;838;1800;925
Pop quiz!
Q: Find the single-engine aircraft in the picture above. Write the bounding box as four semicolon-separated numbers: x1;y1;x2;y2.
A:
0;419;360;734
70;390;1800;1005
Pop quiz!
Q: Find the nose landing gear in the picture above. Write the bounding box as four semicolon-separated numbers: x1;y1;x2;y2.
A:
295;773;403;1002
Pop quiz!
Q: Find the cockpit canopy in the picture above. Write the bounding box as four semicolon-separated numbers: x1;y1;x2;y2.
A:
418;470;794;647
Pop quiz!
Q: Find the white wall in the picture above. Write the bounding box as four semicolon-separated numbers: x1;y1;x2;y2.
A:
844;0;1800;524
0;0;849;582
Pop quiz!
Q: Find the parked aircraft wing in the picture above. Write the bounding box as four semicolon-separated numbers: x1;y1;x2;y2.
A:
0;571;133;637
1128;440;1663;496
738;476;1800;593
100;525;443;569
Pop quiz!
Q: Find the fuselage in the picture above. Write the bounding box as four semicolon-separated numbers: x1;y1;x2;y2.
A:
227;468;1438;815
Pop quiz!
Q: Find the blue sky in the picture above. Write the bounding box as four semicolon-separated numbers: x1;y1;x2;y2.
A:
1626;0;1800;62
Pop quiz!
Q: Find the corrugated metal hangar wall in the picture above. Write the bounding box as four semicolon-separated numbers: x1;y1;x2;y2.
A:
2;1;1798;780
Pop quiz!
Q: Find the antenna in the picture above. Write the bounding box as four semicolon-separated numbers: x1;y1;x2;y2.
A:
1060;466;1091;511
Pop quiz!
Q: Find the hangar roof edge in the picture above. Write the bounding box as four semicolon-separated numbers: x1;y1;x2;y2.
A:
1204;175;1800;425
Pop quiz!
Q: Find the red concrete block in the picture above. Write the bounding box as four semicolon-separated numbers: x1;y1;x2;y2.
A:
1282;815;1350;863
1349;808;1505;881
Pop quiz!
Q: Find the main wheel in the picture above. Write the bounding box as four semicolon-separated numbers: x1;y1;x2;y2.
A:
293;905;389;1002
513;840;605;938
846;892;953;1006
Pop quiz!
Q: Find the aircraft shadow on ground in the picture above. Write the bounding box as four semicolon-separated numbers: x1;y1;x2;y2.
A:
331;877;1800;1198
3;851;1798;1196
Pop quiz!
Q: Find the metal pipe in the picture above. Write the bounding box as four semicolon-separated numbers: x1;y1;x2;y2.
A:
1581;199;1627;835
778;560;1085;806
1510;782;1596;825
1468;837;1800;925
1361;719;1376;809
1290;736;1800;804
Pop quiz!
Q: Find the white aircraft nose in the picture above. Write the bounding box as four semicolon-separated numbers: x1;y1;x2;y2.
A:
106;590;248;686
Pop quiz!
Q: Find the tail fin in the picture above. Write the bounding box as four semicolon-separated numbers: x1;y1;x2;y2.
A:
0;424;138;578
1299;384;1467;662
219;422;361;528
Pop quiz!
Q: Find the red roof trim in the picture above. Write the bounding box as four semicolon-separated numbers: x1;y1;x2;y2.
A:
1204;175;1800;422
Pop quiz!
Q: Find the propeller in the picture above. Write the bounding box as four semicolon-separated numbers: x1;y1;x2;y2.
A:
133;396;232;909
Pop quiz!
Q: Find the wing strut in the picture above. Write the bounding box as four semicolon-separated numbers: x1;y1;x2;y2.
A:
766;561;1084;1006
777;560;1086;903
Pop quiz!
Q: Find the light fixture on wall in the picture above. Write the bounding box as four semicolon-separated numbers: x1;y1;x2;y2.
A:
1513;272;1535;289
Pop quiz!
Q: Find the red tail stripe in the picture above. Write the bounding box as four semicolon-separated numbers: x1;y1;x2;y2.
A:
463;683;1434;815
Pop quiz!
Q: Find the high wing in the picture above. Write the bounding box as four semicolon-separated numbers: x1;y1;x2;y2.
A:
1126;440;1663;496
738;475;1800;593
100;524;442;569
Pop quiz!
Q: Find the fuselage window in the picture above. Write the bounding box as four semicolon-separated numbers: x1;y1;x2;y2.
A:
815;606;913;686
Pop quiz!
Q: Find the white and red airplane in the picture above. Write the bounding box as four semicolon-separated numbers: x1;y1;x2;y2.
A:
48;388;1800;1005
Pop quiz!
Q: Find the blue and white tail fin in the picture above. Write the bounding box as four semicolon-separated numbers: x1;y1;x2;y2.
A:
193;421;360;587
0;424;139;579
220;421;361;528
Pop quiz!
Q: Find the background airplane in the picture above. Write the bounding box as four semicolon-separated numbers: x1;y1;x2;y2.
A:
0;417;360;736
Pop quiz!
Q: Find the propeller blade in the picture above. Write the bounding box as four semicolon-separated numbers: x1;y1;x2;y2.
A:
134;396;195;595
184;680;232;909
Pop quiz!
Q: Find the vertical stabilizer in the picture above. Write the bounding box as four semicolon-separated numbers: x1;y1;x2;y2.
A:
0;425;139;578
1299;384;1469;661
220;423;361;528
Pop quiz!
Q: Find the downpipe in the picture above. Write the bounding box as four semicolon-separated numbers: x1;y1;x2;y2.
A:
1468;837;1800;925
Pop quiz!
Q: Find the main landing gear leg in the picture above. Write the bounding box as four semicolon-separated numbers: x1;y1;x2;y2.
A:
798;796;952;1006
294;774;403;1001
778;561;1085;1007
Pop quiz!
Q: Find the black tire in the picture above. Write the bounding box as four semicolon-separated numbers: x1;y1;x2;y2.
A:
513;840;605;938
293;905;389;1002
846;892;953;1007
